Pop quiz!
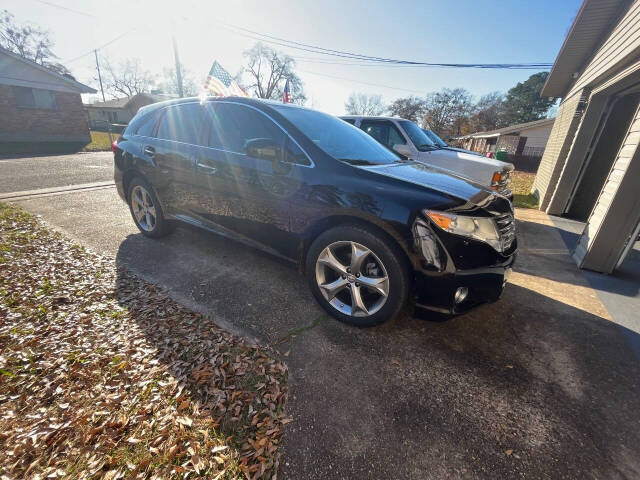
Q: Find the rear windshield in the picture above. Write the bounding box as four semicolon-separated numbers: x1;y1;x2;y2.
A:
273;106;400;165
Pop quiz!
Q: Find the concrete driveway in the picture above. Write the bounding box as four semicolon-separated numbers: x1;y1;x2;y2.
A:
4;153;640;479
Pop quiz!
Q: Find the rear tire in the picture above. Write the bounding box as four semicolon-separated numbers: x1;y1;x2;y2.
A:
305;225;409;327
127;177;172;238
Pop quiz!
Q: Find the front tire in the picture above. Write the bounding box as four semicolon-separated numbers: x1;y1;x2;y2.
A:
305;225;409;327
127;177;172;238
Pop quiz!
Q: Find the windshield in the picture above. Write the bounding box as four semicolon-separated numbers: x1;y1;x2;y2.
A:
422;129;448;148
399;120;438;152
273;106;401;165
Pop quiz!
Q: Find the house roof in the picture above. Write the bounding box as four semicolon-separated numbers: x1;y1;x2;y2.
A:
460;117;556;139
541;0;632;98
0;46;96;93
84;92;176;109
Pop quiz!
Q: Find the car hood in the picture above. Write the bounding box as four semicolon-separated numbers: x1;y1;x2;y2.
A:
428;148;514;171
442;146;483;156
357;161;498;204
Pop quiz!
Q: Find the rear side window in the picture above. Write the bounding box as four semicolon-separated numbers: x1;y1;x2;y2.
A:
157;103;207;145
135;112;159;137
342;118;355;125
360;120;406;149
208;103;286;155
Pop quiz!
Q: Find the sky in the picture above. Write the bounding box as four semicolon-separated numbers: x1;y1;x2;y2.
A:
4;0;582;115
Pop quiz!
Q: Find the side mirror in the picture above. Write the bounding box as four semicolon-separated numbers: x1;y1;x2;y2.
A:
393;143;412;159
244;138;281;161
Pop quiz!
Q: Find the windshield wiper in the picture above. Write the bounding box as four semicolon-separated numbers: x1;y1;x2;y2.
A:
338;158;380;166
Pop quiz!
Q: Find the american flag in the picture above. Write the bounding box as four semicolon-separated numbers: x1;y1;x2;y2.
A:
203;61;248;97
282;78;291;103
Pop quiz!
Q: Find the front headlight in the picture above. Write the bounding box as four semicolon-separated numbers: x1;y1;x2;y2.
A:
425;210;502;252
491;170;512;192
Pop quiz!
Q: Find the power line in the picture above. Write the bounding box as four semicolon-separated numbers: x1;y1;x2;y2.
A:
64;29;137;64
32;0;97;18
30;0;552;70
213;19;553;69
298;69;425;94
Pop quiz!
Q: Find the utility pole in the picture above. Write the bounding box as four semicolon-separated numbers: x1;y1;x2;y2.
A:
94;49;113;143
172;36;184;97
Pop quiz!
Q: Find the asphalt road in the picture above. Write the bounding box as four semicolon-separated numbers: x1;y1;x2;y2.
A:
5;154;640;479
0;152;114;193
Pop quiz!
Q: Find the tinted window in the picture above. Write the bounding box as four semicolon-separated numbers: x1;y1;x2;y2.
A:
157;103;207;145
272;105;400;165
360;120;406;149
13;86;57;109
342;118;355;125
208;103;285;156
133;112;158;137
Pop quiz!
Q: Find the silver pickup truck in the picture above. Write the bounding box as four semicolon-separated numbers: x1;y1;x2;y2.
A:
341;115;514;200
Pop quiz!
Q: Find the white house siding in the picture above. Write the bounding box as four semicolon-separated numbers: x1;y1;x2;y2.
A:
573;101;640;272
522;123;554;149
532;90;587;208
566;1;640;99
0;53;78;93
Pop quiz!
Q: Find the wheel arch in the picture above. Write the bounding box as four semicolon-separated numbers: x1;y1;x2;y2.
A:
298;214;413;275
122;168;141;202
122;169;169;217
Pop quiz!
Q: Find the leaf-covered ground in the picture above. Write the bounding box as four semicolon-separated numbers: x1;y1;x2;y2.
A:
0;203;289;479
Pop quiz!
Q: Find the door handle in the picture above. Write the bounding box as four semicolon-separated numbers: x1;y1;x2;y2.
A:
143;145;155;157
197;163;217;175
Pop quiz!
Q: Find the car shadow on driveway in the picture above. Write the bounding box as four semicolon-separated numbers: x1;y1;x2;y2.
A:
114;224;640;479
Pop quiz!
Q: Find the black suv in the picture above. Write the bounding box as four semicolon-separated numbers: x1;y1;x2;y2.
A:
114;97;516;326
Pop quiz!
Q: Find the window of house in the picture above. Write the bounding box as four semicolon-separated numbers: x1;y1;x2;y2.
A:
13;86;57;110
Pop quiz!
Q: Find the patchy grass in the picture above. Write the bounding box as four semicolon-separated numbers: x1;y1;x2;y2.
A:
83;131;121;152
0;203;288;479
511;171;539;209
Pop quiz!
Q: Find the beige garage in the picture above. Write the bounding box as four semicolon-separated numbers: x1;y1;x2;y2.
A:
532;0;640;274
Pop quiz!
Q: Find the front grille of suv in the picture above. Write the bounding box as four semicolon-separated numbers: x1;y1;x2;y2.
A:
495;213;516;251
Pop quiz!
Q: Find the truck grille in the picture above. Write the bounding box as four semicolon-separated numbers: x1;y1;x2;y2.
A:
495;213;516;251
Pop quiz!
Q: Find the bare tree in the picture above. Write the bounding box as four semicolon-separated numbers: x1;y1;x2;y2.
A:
470;91;506;132
242;43;306;104
387;96;425;123
423;88;473;137
103;57;154;98
0;9;70;75
345;92;385;116
159;64;199;97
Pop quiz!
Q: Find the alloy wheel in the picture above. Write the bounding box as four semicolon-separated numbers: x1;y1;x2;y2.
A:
131;185;157;232
315;241;389;317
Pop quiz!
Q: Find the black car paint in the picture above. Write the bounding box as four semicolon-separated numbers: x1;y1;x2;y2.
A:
114;97;516;314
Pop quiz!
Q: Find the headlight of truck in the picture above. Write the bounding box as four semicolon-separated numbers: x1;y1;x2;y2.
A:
424;210;501;252
491;170;512;192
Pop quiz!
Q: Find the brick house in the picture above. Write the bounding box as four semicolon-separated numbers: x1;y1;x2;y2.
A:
0;46;96;152
85;93;173;132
